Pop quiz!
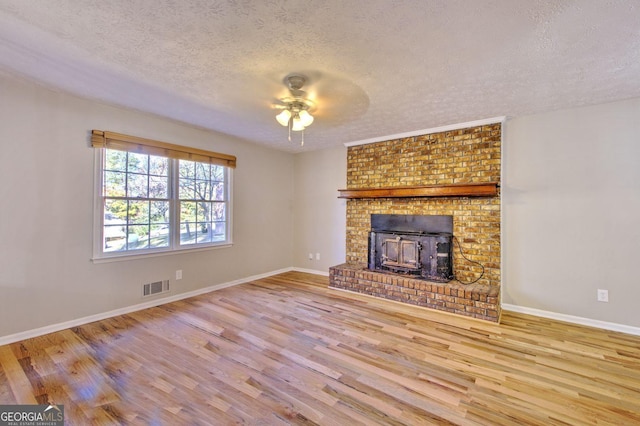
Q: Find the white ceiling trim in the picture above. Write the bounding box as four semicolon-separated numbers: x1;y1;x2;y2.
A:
344;116;507;147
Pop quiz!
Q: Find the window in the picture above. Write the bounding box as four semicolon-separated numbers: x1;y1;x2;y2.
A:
178;160;227;246
92;130;235;260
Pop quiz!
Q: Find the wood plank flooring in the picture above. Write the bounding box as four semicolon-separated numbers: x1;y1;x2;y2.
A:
1;271;639;425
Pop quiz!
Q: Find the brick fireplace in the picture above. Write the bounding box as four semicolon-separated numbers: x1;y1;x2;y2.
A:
330;123;502;322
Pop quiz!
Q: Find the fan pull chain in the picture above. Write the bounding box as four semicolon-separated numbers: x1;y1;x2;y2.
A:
301;128;304;146
288;117;292;142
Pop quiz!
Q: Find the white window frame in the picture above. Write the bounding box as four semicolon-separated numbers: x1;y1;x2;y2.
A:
92;148;233;262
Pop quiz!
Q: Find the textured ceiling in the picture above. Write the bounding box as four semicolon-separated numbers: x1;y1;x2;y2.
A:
0;1;639;152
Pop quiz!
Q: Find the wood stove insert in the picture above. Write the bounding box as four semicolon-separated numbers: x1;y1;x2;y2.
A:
368;214;453;282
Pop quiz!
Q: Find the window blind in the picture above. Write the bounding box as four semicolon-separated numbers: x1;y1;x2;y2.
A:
91;130;236;168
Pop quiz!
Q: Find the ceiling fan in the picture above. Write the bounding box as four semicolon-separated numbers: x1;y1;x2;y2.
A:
274;74;317;146
270;72;369;147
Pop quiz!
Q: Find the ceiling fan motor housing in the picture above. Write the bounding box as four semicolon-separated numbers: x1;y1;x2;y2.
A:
286;74;306;91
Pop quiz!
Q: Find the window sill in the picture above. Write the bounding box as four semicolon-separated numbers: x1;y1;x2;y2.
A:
91;243;233;264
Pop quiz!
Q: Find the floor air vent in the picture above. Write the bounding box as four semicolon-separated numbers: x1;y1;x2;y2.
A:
143;280;170;297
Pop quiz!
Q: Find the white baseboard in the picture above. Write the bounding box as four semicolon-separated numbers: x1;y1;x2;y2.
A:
290;267;329;276
503;304;640;336
0;267;294;346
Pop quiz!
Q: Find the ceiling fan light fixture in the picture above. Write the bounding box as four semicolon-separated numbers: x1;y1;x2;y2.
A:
291;113;306;131
275;109;292;126
297;109;314;127
276;102;314;131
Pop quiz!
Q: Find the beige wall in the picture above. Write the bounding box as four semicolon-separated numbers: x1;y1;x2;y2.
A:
502;98;640;327
292;146;347;272
0;73;295;337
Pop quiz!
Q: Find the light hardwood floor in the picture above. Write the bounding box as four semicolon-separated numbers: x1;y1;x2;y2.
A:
1;271;639;425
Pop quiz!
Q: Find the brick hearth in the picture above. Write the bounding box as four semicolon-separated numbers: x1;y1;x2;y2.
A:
330;263;501;322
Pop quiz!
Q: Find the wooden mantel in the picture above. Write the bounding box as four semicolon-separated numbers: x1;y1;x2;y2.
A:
338;182;499;199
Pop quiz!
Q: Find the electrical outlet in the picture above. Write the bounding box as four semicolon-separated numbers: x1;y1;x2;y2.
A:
176;269;183;280
597;289;608;302
316;252;320;260
308;253;313;260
